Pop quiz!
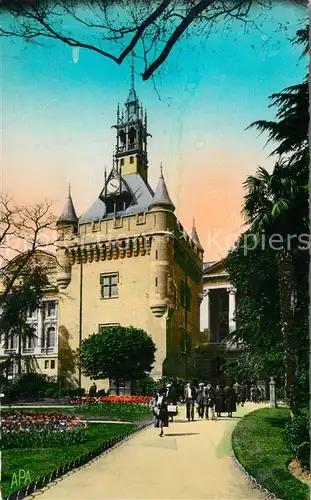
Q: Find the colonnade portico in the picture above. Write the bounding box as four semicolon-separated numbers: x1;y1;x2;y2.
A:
201;284;237;348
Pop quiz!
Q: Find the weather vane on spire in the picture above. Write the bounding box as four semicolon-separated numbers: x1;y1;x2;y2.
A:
160;162;163;176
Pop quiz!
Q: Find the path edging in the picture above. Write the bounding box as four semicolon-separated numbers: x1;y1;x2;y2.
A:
231;450;282;500
4;420;153;500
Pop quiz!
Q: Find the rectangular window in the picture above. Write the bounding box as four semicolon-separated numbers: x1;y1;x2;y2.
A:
100;273;119;299
45;301;56;318
136;213;145;225
51;360;55;369
98;323;119;332
44;360;49;369
92;220;100;232
27;307;37;319
180;281;185;307
130;156;134;164
5;334;17;350
120;158;124;166
180;281;191;311
155;277;158;287
180;329;186;354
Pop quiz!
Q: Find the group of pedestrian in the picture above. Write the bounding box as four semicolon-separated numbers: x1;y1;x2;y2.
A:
184;382;238;420
152;380;244;437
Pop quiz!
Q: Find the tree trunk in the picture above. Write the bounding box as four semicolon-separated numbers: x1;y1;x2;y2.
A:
18;332;22;377
116;379;120;396
277;254;298;410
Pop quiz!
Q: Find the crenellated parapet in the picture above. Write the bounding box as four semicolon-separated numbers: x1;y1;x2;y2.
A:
68;235;153;265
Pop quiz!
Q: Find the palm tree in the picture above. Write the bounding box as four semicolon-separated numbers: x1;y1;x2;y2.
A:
242;159;308;409
242;25;309;410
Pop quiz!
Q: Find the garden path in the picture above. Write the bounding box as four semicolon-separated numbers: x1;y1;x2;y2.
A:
29;402;268;500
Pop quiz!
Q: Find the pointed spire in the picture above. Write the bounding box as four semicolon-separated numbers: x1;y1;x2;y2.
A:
149;164;175;212
126;52;137;103
130;52;135;90
191;218;204;252
57;184;78;224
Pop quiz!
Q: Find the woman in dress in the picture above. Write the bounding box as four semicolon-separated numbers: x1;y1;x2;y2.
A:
154;386;169;437
215;384;225;418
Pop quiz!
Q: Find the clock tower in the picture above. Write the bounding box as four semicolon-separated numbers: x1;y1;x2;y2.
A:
112;59;150;182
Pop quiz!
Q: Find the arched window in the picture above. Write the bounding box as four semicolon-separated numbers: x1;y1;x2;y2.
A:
46;327;56;348
128;127;136;148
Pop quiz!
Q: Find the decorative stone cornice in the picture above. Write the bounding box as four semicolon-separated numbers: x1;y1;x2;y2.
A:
69;236;153;264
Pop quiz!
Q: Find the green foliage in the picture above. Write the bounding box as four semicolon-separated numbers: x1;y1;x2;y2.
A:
283;411;310;470
72;403;152;421
156;376;185;400
1;265;49;335
78;326;156;384
7;373;51;400
225;237;284;378
136;375;157;395
2;427;87;449
232;408;309;500
2;423;136;499
5;373;85;401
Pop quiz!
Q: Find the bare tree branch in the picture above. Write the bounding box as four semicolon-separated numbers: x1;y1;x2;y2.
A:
1;0;305;80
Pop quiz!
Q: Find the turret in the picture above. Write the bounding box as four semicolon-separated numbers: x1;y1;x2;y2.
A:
191;218;204;257
56;185;78;289
149;234;171;318
148;164;175;213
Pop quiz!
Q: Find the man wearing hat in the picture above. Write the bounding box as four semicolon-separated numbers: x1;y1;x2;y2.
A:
196;383;205;418
184;382;196;421
166;383;177;422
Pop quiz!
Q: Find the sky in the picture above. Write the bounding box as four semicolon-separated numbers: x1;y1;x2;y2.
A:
1;2;307;260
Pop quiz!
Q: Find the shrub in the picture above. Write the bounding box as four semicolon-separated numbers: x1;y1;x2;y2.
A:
2;410;88;449
6;373;49;400
136;376;157;395
284;411;310;470
2;427;87;449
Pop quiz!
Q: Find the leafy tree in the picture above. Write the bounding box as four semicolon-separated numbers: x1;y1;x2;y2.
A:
0;1;307;81
226;26;308;409
78;326;156;395
0;263;50;376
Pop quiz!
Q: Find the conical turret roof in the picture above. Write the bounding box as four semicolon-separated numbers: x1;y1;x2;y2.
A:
191;218;204;252
57;185;78;224
148;165;175;212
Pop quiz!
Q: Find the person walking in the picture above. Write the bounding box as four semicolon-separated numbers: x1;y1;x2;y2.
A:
233;381;240;404
215;384;224;418
205;384;216;420
225;384;237;417
154;387;169;437
239;382;247;406
166;383;177;422
196;383;205;418
184;382;196;421
89;382;97;397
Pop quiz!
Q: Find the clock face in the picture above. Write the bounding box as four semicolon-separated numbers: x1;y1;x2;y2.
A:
107;179;119;194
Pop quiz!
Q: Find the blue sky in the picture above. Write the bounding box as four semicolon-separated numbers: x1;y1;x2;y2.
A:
1;2;307;258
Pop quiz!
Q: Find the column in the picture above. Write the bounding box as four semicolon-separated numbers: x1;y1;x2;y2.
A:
269;376;276;408
201;288;210;334
227;287;236;334
36;305;43;354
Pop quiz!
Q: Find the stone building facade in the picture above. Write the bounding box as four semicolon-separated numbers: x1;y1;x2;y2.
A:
0;251;59;380
55;77;204;392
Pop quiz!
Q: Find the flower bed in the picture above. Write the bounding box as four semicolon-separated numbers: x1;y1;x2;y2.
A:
71;395;153;405
1;411;87;449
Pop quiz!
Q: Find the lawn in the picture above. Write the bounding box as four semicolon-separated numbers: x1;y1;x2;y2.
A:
2;422;136;500
4;403;152;422
232;407;309;500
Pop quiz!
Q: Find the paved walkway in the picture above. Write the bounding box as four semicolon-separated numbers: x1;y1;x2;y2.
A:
30;403;267;500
